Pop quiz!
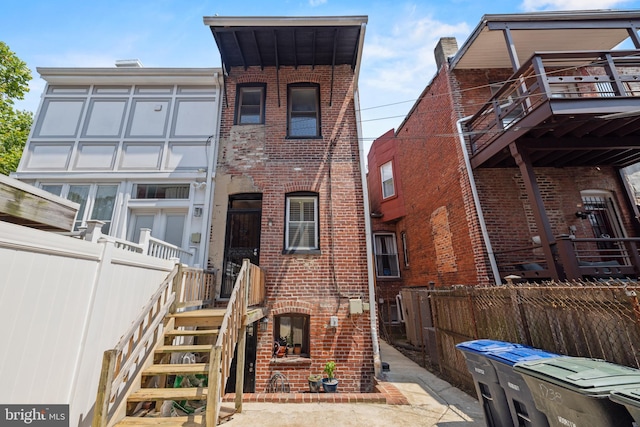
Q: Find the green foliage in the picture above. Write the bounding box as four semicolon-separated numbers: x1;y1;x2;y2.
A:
0;41;32;175
323;360;336;379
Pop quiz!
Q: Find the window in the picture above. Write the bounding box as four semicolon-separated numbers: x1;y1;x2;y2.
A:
380;161;395;199
285;193;319;251
134;184;190;199
288;84;320;137
236;85;265;124
374;233;400;277
42;183;118;234
274;314;310;358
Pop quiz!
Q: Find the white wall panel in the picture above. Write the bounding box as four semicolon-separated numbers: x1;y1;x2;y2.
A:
84;100;127;137
167;144;208;170
172;100;216;137
36;100;84;137
120;144;163;169
25;144;72;170
74;144;117;169
127;100;169;137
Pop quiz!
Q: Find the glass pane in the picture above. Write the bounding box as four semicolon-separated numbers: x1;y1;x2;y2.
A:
241;89;262;106
132;214;155;242
291;88;316;112
91;185;118;234
240;105;261;124
135;184;190;199
164;214;185;247
290;115;317;137
41;184;63;196
68;185;90;230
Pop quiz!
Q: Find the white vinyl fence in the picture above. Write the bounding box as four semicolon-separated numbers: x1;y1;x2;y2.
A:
0;221;176;427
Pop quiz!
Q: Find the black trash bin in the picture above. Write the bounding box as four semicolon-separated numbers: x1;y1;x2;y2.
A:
610;387;640;426
514;357;640;427
487;346;561;427
456;339;520;427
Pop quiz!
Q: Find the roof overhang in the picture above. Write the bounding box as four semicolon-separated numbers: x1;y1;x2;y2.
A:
450;10;640;70
203;16;368;74
37;67;223;85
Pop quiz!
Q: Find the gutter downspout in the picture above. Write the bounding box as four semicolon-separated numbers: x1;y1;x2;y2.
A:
201;72;224;269
353;22;382;378
456;116;502;285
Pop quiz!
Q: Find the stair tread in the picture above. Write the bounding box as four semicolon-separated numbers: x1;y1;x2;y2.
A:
165;329;219;337
143;364;209;375
115;414;205;427
128;387;208;401
169;309;226;318
115;406;234;427
156;344;212;353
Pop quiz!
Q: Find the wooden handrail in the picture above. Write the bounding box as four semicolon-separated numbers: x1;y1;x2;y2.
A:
207;259;252;426
92;263;217;427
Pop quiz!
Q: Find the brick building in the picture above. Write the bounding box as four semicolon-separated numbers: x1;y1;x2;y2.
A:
204;16;380;393
368;10;640;292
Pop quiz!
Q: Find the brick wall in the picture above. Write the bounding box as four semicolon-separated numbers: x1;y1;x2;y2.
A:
216;64;373;392
388;68;492;287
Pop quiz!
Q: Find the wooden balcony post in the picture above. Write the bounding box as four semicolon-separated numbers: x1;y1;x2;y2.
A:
556;236;581;279
509;142;566;280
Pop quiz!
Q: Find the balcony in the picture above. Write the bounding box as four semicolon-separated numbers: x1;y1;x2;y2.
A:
496;236;640;280
464;50;640;169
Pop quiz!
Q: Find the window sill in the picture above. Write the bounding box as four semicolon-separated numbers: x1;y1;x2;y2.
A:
285;135;323;140
282;249;321;256
270;356;312;365
376;276;401;281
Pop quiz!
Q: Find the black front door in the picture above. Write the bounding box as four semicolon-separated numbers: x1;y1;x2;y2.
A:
221;194;262;298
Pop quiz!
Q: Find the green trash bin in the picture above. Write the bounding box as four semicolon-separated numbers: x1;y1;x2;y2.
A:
513;357;640;427
610;388;640;426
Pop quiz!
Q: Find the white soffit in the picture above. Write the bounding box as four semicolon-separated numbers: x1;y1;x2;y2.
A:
453;26;630;69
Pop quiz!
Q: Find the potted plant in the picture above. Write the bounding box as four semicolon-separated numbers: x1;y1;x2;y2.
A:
308;373;323;393
322;361;338;392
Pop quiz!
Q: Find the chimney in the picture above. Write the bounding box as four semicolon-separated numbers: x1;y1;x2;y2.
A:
115;59;143;68
434;37;458;71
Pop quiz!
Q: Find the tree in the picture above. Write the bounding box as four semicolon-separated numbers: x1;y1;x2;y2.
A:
0;41;32;175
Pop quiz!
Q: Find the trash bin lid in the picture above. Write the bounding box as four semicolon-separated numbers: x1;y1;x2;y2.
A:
486;346;561;366
514;357;640;396
610;387;640;407
455;339;519;355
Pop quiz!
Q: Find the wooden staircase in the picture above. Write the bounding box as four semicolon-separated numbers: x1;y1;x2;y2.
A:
93;260;265;427
114;309;228;427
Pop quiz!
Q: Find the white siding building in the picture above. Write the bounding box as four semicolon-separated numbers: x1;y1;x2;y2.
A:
12;63;223;267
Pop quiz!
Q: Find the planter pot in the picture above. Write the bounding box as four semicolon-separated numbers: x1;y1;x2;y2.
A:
294;344;302;355
308;377;323;393
322;378;338;393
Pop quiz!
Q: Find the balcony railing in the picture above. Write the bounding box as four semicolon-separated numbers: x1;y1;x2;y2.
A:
496;236;640;280
465;50;640;156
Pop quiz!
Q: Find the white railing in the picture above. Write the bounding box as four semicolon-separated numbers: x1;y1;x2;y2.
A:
82;221;194;264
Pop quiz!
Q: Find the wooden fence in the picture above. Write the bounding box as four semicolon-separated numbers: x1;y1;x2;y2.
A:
401;280;640;392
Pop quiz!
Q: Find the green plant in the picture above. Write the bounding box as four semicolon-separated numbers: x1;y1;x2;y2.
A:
324;361;336;380
308;373;322;382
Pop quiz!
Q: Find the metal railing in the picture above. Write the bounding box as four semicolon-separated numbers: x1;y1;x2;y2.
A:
464;50;640;155
494;236;640;280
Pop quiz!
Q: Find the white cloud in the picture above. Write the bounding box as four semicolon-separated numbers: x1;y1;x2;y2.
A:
309;0;327;6
358;10;469;142
521;0;633;11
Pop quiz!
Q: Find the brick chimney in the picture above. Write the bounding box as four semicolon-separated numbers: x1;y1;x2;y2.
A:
434;37;458;71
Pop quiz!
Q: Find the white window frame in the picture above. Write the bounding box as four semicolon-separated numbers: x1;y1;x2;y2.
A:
374;233;400;278
380;161;395;199
285;194;319;251
41;182;118;234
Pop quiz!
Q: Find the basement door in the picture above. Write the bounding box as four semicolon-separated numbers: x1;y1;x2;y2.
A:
221;194;262;298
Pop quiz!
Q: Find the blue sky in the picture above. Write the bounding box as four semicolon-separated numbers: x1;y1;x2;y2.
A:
4;0;640;148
